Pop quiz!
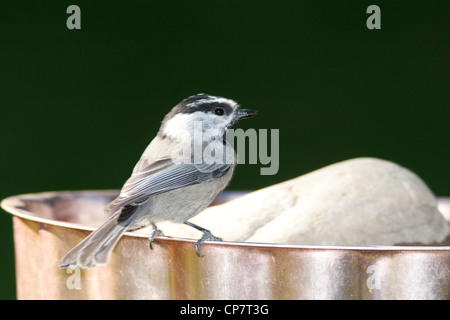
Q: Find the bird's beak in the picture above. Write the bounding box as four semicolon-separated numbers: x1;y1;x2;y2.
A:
237;109;258;119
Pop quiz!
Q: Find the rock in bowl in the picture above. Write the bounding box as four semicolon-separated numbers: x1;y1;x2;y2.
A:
151;158;449;247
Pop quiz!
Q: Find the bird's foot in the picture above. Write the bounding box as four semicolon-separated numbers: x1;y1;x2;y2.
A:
184;221;222;257
148;223;163;250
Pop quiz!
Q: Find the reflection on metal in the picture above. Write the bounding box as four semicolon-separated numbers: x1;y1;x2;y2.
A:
2;190;449;299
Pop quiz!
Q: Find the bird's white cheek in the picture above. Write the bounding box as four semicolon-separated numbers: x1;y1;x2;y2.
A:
162;113;197;142
162;112;232;143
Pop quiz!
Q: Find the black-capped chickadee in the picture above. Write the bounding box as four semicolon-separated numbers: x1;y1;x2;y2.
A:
59;94;257;268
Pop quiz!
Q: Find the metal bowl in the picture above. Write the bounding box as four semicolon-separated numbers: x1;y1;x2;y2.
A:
2;190;449;299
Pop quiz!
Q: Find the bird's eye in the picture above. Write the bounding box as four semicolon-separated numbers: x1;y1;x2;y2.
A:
214;108;224;116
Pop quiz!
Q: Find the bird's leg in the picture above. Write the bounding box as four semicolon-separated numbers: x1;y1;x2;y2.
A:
148;223;163;250
184;221;222;257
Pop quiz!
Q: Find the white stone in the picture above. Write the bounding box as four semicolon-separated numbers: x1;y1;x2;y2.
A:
135;158;450;246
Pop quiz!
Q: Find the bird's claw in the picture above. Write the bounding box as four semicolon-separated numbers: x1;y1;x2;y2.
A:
194;230;223;257
148;223;163;250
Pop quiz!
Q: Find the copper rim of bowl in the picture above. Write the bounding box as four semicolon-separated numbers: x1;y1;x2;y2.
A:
1;190;450;252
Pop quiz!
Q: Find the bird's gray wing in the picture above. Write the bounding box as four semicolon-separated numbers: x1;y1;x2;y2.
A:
105;158;231;214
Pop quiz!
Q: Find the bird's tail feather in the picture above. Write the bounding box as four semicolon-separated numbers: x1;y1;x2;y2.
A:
59;211;133;269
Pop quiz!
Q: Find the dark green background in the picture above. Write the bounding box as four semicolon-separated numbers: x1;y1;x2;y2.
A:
1;1;449;299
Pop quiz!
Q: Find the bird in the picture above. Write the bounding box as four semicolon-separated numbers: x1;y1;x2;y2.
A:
59;94;257;268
